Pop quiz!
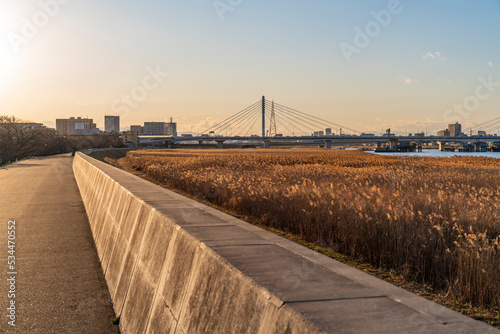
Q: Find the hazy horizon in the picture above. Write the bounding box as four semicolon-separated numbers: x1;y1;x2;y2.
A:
1;0;499;135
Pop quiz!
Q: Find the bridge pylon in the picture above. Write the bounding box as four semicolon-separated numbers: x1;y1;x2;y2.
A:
269;100;277;137
262;96;266;138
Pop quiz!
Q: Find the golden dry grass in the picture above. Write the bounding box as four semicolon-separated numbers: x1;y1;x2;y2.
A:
119;149;500;309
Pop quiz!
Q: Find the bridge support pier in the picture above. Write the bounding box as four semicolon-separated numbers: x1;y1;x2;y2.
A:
475;142;487;152
325;140;332;149
216;140;225;149
438;142;444;152
263;140;271;149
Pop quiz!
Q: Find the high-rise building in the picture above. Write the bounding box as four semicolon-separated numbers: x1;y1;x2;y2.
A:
144;122;166;135
448;123;462;137
166;117;177;136
56;117;97;135
325;128;332;136
105;116;120;133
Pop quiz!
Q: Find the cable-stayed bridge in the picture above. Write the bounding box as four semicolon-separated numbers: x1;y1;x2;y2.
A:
200;97;359;137
138;97;500;150
464;117;500;136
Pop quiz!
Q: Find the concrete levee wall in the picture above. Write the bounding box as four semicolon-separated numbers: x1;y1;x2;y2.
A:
73;152;499;334
73;152;321;334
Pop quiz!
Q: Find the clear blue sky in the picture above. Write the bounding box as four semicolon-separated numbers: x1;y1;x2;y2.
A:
0;0;499;134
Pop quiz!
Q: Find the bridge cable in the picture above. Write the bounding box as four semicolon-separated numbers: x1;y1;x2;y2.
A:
274;117;295;135
272;103;344;135
233;109;260;136
224;104;263;136
200;100;261;135
273;108;316;134
272;108;314;134
209;103;261;136
229;106;262;136
225;105;260;136
272;104;333;134
271;100;360;134
465;117;500;134
244;112;263;137
209;102;261;135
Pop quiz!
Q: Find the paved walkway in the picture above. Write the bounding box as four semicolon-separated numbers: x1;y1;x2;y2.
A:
0;155;119;333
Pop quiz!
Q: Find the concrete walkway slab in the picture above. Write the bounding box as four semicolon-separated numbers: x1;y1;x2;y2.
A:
0;156;119;333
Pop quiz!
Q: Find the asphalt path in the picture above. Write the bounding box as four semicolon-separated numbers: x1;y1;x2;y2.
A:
0;155;119;333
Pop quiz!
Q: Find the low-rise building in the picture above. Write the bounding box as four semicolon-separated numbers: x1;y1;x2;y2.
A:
130;125;144;134
437;129;450;137
122;131;138;146
129;118;177;136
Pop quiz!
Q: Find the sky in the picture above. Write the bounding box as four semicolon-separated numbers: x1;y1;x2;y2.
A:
0;0;499;135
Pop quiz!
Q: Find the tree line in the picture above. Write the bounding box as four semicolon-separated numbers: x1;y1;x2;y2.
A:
0;116;123;165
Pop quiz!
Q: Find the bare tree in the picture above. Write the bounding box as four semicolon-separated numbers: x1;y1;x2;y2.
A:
1;115;124;165
0;116;38;164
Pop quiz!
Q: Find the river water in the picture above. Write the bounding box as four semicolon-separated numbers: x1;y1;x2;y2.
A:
371;149;500;158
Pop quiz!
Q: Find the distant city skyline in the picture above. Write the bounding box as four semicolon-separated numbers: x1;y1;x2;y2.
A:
1;1;499;134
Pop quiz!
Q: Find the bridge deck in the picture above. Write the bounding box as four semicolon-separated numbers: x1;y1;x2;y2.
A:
0;155;119;333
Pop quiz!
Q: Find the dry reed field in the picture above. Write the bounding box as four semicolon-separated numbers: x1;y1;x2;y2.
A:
115;149;500;312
